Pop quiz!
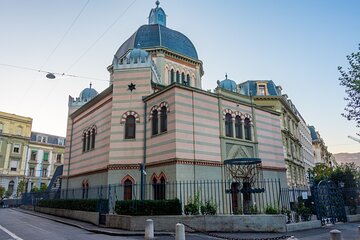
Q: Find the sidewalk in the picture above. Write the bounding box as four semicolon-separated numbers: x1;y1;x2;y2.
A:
14;208;174;237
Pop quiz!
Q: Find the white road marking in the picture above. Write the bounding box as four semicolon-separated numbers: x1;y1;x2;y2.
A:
0;224;23;240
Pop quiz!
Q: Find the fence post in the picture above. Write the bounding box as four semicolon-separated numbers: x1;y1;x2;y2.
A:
175;223;185;240
329;229;342;240
145;219;154;240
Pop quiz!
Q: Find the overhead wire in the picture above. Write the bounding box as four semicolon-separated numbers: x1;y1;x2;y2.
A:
0;63;108;82
65;0;137;72
39;0;90;71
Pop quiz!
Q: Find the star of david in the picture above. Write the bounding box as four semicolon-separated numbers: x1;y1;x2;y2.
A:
128;83;136;92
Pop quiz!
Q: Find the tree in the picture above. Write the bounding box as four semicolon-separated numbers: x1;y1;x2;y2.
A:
338;44;360;135
16;180;26;197
308;163;333;184
0;186;5;200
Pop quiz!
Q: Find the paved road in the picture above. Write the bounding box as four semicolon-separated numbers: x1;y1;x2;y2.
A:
0;208;359;240
0;209;134;240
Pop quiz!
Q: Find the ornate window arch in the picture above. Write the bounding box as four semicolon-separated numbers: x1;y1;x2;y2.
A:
225;113;233;137
152;172;166;200
121;175;135;200
82;125;97;152
121;111;140;139
150;102;169;135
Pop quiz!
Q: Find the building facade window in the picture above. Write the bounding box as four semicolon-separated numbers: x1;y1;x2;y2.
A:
82;180;89;199
185;74;191;86
160;106;167;133
37;135;47;143
170;69;174;83
258;85;266;95
43;152;49;161
82;126;97;152
10;160;18;171
13;144;20;153
153;176;166;200
225;113;233;137
31;150;37;161
42;168;47;177
56;153;62;163
0;123;3;134
124;179;133;200
152;110;159;135
181;72;185;84
29;167;35;177
125;116;136;139
58;138;64;146
235;116;243;139
244;117;252;141
176;71;180;83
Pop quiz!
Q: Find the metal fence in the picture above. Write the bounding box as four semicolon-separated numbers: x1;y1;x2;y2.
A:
22;178;304;215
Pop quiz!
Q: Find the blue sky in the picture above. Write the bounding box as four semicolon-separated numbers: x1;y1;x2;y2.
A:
0;0;359;153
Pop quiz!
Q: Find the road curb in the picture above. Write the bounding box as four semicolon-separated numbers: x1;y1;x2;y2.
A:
13;208;173;237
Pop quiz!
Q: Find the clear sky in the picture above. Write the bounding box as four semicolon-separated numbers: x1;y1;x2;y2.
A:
0;0;359;153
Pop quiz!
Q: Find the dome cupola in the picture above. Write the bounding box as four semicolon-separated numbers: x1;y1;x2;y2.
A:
148;0;166;26
79;83;98;102
124;45;149;63
218;74;237;92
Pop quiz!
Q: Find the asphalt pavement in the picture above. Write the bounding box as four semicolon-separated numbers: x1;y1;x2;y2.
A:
0;208;359;240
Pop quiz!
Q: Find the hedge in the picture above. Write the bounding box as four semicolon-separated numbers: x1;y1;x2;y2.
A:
115;199;182;215
37;199;108;212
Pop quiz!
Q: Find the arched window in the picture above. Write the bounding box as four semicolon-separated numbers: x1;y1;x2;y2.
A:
125;116;136;139
181;72;185;84
176;71;180;83
153;176;166;200
82;132;87;152
152;110;158;135
235;116;243;139
124;179;133;200
225;113;233;137
8;181;14;195
87;131;91;150
160;106;167;133
186;74;191;86
91;128;96;149
159;176;166;200
244;117;251;140
170;69;174;83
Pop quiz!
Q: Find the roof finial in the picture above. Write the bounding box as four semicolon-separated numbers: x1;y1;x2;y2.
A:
225;73;228;79
156;0;160;8
89;82;92;89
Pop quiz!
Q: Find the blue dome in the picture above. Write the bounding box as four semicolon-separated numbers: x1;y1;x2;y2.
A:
79;87;98;102
219;77;237;92
114;24;198;61
125;47;149;63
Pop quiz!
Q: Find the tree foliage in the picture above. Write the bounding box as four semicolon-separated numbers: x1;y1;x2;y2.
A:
0;186;5;200
16;180;26;197
338;44;360;134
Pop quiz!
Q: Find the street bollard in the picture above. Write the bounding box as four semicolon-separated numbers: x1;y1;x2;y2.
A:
329;229;342;240
286;236;299;240
144;219;154;240
175;223;185;240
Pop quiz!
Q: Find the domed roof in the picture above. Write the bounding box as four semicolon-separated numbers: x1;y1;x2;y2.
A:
114;24;198;61
125;47;149;63
79;84;98;102
219;75;237;92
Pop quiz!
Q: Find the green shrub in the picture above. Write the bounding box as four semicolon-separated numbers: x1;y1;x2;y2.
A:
249;205;258;214
200;200;217;215
37;199;108;212
115;199;182;216
265;205;278;214
184;193;200;215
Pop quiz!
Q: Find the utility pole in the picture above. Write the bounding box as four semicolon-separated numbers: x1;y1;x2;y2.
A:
348;136;360;143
